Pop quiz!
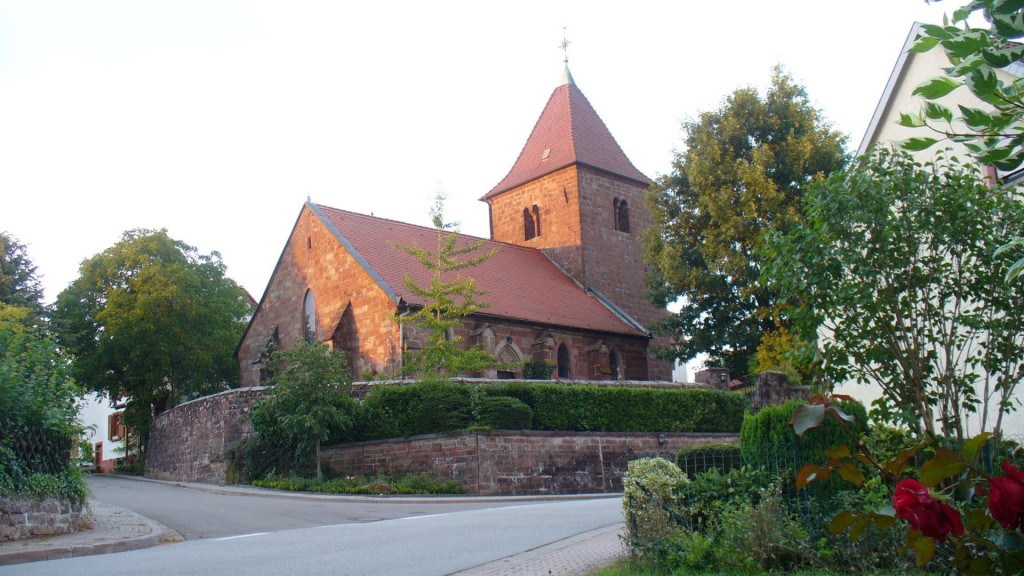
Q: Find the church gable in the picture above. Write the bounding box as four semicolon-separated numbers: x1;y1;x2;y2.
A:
236;204;402;386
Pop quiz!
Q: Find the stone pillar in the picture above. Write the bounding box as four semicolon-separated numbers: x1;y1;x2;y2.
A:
752;371;789;411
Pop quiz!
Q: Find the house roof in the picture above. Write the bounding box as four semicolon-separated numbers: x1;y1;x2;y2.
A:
483;66;650;200
311;203;648;337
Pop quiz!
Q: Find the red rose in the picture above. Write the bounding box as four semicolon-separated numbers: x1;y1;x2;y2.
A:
989;461;1024;531
893;479;964;541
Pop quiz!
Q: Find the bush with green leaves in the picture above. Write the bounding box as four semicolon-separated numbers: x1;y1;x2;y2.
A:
245;340;357;480
622;457;688;552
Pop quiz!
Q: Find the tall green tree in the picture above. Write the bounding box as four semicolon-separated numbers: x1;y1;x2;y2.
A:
644;67;847;380
250;339;356;480
763;150;1024;442
0;232;45;324
52;229;252;450
395;194;497;379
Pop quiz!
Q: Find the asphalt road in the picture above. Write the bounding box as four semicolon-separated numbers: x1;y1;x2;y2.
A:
85;475;524;540
6;477;623;576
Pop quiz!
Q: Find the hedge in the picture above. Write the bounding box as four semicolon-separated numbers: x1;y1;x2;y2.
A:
676;443;743;477
739;399;869;465
355;381;747;441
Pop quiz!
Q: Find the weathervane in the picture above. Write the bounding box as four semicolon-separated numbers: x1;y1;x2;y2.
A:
560;27;570;64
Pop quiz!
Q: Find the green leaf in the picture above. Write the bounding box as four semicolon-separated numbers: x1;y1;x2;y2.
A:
966;67;1000;101
913;76;962;99
849;515;872;542
958;105;995;131
961;432;992;465
919;448;966;487
982;44;1024;68
910;35;940;53
897;113;925;128
790;403;825;437
829;510;858;534
872;507;897;530
943;31;990;59
823;445;851;460
920;24;954;41
900;137;939;152
905;531;936;567
838;462;865;487
924;102;954;123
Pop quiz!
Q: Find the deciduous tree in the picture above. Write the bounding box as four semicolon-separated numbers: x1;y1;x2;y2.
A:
51;229;252;450
763;150;1024;441
644;67;847;379
250;339;356;479
395;194;497;379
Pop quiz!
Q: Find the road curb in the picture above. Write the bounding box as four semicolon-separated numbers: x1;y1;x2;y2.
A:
108;473;624;504
0;501;182;567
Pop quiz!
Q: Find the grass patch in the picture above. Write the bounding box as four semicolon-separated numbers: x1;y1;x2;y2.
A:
252;472;464;495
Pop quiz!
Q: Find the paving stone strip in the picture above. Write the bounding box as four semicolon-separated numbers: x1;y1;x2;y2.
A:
451;524;626;576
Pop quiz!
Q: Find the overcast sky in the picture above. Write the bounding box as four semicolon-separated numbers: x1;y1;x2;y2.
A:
1;1;954;305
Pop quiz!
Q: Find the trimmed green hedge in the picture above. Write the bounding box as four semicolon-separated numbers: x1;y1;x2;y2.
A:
355;381;747;441
739;399;869;463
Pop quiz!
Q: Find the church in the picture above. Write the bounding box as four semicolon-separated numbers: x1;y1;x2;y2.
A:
236;65;672;385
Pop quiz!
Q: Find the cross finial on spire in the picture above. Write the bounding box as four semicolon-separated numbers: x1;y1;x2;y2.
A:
560;26;570;64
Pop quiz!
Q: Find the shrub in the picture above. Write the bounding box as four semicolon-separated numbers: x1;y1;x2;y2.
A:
622;457;687;552
357;382;748;440
740;399;868;460
676;443;742;477
475;396;533;430
522;360;554;380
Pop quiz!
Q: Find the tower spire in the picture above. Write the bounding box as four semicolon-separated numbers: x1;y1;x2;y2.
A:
559;27;575;86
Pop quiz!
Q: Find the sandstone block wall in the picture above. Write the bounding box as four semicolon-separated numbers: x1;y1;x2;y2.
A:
323;431;738;495
145;387;268;485
1;495;84;541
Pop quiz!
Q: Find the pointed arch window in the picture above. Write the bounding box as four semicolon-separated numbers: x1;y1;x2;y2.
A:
613;198;630;233
303;289;317;342
557;343;571;379
524;208;536;240
609;348;623;381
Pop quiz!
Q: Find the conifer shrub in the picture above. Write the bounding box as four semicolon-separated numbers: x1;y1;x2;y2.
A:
475;396;533;430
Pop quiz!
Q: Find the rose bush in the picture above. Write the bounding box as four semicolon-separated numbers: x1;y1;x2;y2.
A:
792;394;1024;574
989;461;1024;532
892;479;963;541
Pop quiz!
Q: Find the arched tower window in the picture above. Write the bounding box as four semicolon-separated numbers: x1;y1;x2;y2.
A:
609;348;623;381
303;289;317;342
613;198;630;233
557;343;571;379
524;208;537;241
532;205;541;236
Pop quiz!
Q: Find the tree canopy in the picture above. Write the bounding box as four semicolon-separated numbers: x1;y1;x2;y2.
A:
763;150;1024;441
643;67;848;380
0;232;45;324
51;229;252;449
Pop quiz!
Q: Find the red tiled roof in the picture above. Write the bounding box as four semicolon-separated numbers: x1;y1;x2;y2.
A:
312;204;647;337
484;73;650;200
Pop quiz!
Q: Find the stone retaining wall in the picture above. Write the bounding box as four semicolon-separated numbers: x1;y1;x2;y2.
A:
145;387;269;485
1;495;84;541
322;431;739;495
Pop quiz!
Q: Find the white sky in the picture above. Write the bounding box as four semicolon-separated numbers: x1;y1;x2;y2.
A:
1;1;954;304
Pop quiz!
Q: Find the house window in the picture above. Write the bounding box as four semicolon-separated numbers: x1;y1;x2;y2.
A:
303;289;317;342
532;205;541;236
613;198;630;233
557;343;571;379
524;208;537;241
108;412;125;442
